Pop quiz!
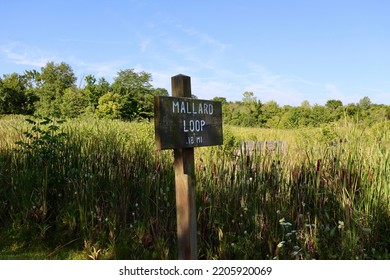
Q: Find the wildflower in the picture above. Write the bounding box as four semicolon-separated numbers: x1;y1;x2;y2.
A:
244;230;248;234
338;221;344;229
279;218;292;227
135;203;139;208
291;251;300;257
277;241;285;248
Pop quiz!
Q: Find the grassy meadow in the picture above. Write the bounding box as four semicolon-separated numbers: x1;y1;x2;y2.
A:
0;115;389;259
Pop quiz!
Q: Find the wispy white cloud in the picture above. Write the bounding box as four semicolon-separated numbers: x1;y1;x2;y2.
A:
75;59;132;80
0;41;133;83
57;38;133;45
145;19;230;71
139;38;152;53
0;42;57;68
176;25;230;52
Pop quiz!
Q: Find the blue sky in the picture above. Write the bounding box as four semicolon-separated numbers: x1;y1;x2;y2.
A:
1;0;389;106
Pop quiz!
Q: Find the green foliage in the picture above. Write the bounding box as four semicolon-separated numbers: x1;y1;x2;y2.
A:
325;99;343;110
60;87;89;118
15;117;67;164
221;95;389;129
358;96;372;109
96;92;121;119
112;69;154;120
0;73;35;114
34;62;77;117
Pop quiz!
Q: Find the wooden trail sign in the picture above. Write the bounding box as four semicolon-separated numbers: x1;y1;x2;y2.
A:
154;74;223;260
154;97;223;149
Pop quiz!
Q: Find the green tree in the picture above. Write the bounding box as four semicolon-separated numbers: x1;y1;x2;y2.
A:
112;69;153;120
213;97;233;124
96;92;121;119
153;88;169;97
23;70;41;114
260;100;281;127
325;99;343;110
311;104;331;127
0;73;31;114
83;75;111;110
242;91;256;104
35;62;77;117
212;97;227;103
279;107;301;128
358;96;372;110
345;103;358;118
60;87;89;118
240;92;262;126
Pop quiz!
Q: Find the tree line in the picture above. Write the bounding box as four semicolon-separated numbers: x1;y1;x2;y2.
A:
215;91;390;128
1;61;389;127
0;61;168;120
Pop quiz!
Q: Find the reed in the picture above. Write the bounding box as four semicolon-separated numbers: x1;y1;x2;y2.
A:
0;115;389;259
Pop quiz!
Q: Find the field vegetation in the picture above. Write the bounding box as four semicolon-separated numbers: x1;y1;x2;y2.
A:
0;115;389;259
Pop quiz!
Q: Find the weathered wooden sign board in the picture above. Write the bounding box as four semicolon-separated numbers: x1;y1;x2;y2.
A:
154;96;223;150
154;74;223;260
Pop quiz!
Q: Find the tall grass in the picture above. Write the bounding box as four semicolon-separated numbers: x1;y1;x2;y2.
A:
0;115;389;259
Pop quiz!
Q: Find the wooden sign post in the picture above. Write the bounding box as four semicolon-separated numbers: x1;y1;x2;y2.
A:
154;74;223;260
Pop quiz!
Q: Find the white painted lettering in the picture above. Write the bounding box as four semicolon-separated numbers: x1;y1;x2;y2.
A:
172;100;214;115
180;101;186;113
203;104;208;114
182;119;206;133
201;119;206;129
198;104;203;114
172;101;180;113
192;103;197;114
189;120;195;131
